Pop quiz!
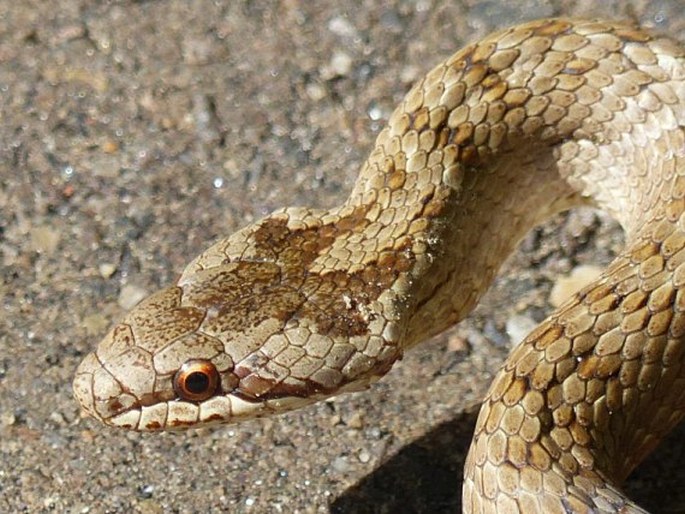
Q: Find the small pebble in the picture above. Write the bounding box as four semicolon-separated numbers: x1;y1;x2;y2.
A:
49;412;67;426
328;15;358;38
345;411;364;429
1;412;16;427
43;497;59;509
505;314;538;345
331;456;351;473
321;51;353;79
305;82;327;101
79;430;95;443
82;314;109;335
98;263;117;278
550;265;602;307
101;140;119;154
118;284;148;310
138;484;154;499
53;23;86;43
367;102;383;121
447;334;470;353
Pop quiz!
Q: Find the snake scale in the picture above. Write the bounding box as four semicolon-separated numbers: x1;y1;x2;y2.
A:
73;18;685;513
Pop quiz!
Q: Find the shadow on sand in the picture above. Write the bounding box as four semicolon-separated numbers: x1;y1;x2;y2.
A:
332;411;685;513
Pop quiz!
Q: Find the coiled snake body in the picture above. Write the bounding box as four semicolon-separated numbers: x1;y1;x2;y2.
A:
74;19;685;513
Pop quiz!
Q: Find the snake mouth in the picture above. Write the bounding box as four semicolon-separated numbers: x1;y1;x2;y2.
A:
72;344;363;430
101;394;321;431
72;348;325;430
74;340;390;430
90;378;369;431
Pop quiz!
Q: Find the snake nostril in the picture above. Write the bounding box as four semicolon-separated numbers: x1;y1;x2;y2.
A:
173;359;220;402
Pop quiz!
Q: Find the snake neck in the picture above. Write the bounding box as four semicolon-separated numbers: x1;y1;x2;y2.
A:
335;19;685;350
182;18;684;361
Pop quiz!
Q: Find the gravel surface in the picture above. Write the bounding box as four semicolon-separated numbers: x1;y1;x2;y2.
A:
2;1;685;513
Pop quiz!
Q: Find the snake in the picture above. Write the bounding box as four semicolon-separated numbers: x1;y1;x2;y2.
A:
73;18;685;513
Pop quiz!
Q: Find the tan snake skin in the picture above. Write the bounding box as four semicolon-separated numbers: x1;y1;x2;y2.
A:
73;19;685;513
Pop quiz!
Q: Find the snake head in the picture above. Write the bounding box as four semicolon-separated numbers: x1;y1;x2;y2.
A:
73;259;403;431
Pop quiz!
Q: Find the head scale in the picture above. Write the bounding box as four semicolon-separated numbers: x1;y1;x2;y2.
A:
73;258;402;431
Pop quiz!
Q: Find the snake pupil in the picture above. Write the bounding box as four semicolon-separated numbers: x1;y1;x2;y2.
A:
186;371;209;393
173;359;220;402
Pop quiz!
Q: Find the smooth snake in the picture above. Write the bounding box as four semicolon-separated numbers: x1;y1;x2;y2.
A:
73;18;685;513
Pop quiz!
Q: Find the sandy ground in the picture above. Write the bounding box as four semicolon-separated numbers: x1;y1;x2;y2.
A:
1;1;685;513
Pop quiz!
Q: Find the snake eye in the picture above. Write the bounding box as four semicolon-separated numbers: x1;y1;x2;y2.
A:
173;360;220;402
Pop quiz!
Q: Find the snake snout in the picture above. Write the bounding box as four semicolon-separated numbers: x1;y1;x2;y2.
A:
72;350;141;426
72;353;99;419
